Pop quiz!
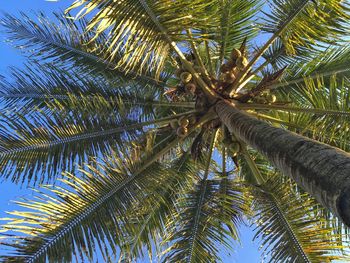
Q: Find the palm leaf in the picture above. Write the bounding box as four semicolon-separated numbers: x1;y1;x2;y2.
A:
252;173;350;262
1;12;167;87
207;0;261;65
0;90;194;185
261;0;350;55
66;0;217;78
118;152;197;262
0;135;182;262
162;178;247;263
267;76;350;151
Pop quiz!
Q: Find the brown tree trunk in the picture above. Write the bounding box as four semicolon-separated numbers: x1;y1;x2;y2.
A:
215;99;350;227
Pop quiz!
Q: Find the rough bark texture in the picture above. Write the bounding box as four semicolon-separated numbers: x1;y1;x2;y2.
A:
215;100;350;226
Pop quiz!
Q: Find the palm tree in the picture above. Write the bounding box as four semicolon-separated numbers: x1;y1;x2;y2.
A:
1;0;350;262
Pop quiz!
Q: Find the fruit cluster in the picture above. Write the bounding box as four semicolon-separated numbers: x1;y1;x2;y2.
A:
252;91;277;104
222;134;241;156
170;114;197;138
219;48;248;87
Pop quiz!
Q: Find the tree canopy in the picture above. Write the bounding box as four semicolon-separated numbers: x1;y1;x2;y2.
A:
1;0;350;262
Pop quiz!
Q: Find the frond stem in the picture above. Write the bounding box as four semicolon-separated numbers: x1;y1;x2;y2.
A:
239;143;265;185
187;130;217;263
0;93;195;108
239;103;350;116
266;191;311;262
269;68;350;90
0;111;196;157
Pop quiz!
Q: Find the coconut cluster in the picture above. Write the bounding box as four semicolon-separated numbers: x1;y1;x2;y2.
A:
170;114;197;138
164;53;213;115
222;133;241;156
252;91;277;104
219;48;248;88
172;56;201;98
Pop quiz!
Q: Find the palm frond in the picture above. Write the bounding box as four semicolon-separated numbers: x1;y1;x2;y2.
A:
0;135;183;262
268;76;350;151
1;12;167;87
0;89;194;185
118;152;197;262
162;178;247;263
262;0;350;55
207;0;261;65
0;62;191;123
241;103;350;117
66;0;217;78
252;173;350;262
272;43;350;90
161;133;247;262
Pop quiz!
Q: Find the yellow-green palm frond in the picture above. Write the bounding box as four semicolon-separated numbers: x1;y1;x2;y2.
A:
206;0;261;63
0;135;185;262
251;173;350;262
259;75;350;151
160;134;248;263
118;152;198;262
268;43;350;93
1;12;168;87
0;83;194;185
261;38;318;71
262;0;350;55
66;0;217;78
0;62;191;120
162;178;248;263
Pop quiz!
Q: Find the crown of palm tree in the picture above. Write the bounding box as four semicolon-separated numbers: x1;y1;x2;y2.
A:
1;0;350;262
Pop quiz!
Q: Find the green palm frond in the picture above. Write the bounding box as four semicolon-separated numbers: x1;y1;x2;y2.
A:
1;0;350;262
118;152;197;262
161;133;247;262
271;43;350;91
0;63;191;121
0;135;183;262
262;0;350;55
162;178;247;263
266;76;350;151
207;0;261;64
252;173;350;262
259;38;318;72
0;89;194;184
66;0;217;78
1;12;167;87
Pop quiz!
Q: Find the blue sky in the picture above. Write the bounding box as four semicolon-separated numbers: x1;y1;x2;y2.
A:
0;1;262;262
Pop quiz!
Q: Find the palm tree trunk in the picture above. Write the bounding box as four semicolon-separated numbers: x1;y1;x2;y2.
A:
215;99;350;227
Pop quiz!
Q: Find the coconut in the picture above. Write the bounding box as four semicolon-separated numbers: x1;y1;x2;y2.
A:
223;72;236;84
229;142;240;154
230;48;241;60
178;116;190;127
177;126;188;138
170;119;179;129
267;94;277;103
180;72;192;83
185;83;196;95
236;56;248;70
220;59;235;73
188;114;197;125
254;96;267;104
